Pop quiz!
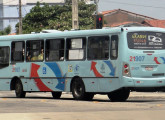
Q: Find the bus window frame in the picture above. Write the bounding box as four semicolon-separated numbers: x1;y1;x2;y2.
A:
66;37;86;61
110;35;119;60
0;46;10;69
26;40;44;62
45;38;65;62
11;41;25;63
87;35;109;60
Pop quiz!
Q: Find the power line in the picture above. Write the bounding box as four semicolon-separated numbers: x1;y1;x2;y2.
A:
102;0;165;9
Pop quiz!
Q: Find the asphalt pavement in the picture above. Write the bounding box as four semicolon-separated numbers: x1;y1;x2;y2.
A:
0;91;165;120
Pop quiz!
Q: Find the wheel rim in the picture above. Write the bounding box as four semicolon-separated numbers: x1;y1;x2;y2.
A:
73;81;83;97
15;83;21;95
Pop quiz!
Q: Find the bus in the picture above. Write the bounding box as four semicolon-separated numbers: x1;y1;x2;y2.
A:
0;27;165;102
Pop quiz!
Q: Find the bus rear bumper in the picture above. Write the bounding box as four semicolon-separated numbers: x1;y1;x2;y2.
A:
123;76;165;88
122;76;165;91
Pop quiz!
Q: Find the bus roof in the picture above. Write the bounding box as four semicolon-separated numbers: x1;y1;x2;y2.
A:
0;27;165;41
122;27;165;33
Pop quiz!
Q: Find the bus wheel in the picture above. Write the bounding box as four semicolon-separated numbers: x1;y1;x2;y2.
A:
107;89;130;102
71;78;86;100
15;80;26;98
71;78;94;101
51;92;62;99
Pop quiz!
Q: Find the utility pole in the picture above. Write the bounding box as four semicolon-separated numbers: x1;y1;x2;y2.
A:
72;0;79;29
19;0;22;34
94;0;103;29
95;0;99;15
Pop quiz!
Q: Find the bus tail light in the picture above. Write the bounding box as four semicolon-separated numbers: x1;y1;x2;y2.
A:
124;64;128;69
123;62;131;77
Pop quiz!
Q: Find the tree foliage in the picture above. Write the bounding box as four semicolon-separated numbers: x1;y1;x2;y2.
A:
19;1;96;34
0;25;11;35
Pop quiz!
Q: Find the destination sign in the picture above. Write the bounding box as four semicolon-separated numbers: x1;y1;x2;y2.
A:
127;32;165;50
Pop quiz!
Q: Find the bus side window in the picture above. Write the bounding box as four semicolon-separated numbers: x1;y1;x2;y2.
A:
45;39;65;61
88;36;109;60
0;47;9;68
66;38;86;60
26;40;44;62
11;41;25;62
110;35;118;60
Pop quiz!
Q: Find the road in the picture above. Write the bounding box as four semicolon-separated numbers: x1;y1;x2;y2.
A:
0;91;165;120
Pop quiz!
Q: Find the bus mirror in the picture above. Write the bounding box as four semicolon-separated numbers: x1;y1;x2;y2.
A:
121;28;124;32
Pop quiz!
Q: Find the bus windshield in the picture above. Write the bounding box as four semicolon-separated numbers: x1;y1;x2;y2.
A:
127;31;165;50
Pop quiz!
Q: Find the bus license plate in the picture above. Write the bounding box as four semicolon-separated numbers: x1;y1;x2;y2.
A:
145;66;153;71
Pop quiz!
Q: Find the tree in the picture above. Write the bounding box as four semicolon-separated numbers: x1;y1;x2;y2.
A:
17;1;96;34
0;25;11;35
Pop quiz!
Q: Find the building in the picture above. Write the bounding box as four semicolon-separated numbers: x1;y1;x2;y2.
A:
0;0;65;33
142;20;165;28
101;9;157;27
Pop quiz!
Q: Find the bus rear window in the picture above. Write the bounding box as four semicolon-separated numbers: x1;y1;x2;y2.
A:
127;32;165;50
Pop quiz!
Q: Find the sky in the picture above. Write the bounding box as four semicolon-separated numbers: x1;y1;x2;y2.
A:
99;0;165;20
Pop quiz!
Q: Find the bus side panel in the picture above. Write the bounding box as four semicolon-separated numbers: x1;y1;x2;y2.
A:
25;62;67;92
21;78;28;91
64;60;120;93
26;78;40;91
83;78;99;92
26;78;62;92
83;78;120;93
98;78;120;92
0;79;11;90
65;78;71;92
0;66;11;91
9;59;120;93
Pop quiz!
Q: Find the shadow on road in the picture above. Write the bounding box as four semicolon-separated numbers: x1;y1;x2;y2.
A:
1;96;165;103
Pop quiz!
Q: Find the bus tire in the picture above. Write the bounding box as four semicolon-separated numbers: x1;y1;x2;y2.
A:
51;92;62;99
107;89;130;102
71;78;85;100
15;80;26;98
71;78;94;101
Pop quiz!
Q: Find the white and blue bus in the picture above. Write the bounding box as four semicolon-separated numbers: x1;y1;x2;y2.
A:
0;27;165;101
